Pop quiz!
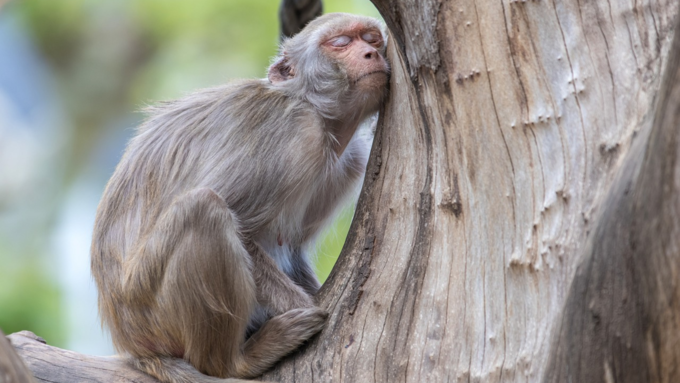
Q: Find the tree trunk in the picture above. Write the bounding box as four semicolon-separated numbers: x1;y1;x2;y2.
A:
7;1;680;382
263;0;680;382
544;8;680;381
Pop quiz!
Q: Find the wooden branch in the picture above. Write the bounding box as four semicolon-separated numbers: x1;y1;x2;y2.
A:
7;331;156;383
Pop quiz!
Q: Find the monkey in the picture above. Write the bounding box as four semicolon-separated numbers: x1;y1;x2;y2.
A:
90;13;389;383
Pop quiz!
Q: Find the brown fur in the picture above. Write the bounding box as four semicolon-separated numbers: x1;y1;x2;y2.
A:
91;13;388;383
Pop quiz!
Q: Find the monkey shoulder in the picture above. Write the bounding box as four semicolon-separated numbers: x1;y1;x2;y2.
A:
199;81;326;148
132;80;327;168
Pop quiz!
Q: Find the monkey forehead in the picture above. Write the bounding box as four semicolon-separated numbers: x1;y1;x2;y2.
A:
298;13;386;44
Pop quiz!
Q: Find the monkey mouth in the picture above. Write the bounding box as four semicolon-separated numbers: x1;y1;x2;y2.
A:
355;70;389;83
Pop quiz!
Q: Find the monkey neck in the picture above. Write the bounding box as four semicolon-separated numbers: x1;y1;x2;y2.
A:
325;117;362;157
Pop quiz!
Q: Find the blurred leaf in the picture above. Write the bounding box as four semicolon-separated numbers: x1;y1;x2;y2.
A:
314;205;355;283
0;253;65;347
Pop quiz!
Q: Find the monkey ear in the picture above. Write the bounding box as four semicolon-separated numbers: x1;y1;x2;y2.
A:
268;57;296;84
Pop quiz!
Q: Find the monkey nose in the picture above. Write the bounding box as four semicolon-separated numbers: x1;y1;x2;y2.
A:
363;48;378;60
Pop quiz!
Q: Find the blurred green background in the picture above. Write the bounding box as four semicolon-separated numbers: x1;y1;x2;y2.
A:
0;0;378;354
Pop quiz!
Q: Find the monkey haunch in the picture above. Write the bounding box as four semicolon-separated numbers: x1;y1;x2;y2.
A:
91;13;389;383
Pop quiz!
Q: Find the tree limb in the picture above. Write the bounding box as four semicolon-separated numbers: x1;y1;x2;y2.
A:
7;331;156;383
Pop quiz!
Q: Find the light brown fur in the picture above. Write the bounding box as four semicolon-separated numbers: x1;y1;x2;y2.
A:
91;13;389;383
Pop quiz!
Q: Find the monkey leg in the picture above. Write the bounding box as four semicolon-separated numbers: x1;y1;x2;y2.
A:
127;188;254;381
129;188;325;382
245;241;318;315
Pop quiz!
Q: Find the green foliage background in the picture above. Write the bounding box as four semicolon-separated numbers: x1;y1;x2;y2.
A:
0;0;377;350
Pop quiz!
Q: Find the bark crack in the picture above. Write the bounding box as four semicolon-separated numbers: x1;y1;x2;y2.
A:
597;13;620;127
375;301;390;382
473;1;517;183
481;253;488;374
348;310;371;380
625;18;641;70
604;0;615;25
500;1;530;118
575;0;610;121
460;161;473;380
648;2;661;53
549;0;589;192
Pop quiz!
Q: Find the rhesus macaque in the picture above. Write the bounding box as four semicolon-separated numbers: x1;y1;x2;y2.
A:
91;13;389;383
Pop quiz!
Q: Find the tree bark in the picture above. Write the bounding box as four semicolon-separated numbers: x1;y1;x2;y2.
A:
7;1;680;382
264;0;679;382
544;9;680;382
7;331;154;383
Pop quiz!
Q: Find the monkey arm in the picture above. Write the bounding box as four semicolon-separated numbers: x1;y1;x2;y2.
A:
287;247;322;296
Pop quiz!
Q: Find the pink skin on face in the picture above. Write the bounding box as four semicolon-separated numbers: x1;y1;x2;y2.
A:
321;24;389;88
317;23;389;156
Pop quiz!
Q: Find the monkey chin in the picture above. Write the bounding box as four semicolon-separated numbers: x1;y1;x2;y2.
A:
353;71;389;106
354;70;389;87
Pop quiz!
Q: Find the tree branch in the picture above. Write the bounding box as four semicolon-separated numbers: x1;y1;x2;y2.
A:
7;331;156;383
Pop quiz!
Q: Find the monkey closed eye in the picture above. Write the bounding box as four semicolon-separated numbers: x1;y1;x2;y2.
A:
328;35;352;47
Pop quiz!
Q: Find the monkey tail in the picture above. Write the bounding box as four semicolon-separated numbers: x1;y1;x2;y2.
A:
132;356;267;383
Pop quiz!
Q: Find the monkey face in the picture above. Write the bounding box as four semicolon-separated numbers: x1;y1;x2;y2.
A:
321;25;390;95
268;13;390;119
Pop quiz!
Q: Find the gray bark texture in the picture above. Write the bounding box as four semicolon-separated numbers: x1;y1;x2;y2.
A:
5;0;680;382
544;7;680;382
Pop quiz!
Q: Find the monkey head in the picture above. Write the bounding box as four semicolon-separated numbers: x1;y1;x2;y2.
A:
268;13;390;120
